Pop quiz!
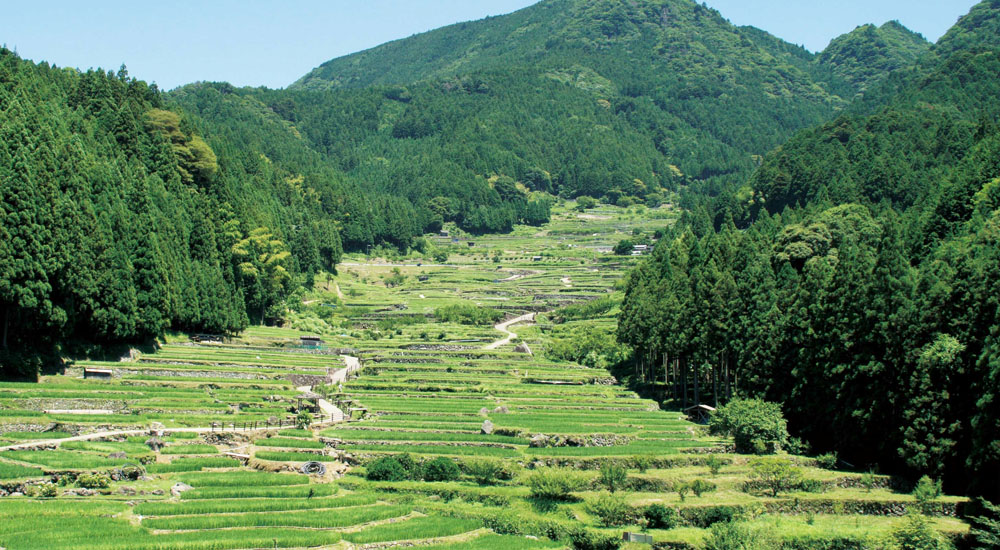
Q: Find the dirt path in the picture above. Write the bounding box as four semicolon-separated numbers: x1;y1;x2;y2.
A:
334;283;345;300
497;270;541;282
485;313;536;350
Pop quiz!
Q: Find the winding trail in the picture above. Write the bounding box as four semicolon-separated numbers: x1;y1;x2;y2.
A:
485;313;536;350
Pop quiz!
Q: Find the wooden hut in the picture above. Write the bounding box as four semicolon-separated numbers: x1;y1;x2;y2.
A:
299;336;325;349
295;391;323;413
684;404;716;424
83;368;113;380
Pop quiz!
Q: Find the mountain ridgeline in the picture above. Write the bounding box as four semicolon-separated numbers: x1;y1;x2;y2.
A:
189;0;907;230
619;0;1000;497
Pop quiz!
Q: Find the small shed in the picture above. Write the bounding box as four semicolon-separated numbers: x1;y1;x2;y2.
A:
439;230;449;237
418;275;430;282
295;391;323;413
467;241;476;248
622;532;654;544
532;256;543;262
300;336;325;349
684;404;716;424
83;368;113;380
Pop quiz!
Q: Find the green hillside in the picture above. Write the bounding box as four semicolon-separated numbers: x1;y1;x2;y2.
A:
618;0;1000;498
817;21;930;95
252;0;873;205
0;51;342;375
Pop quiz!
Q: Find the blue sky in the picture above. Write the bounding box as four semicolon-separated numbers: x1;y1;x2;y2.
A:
1;1;978;90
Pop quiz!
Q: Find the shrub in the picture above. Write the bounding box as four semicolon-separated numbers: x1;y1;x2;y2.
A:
704;521;777;550
27;482;58;498
423;457;460;482
633;455;651;473
295;410;313;429
709;398;789;454
860;470;877;493
76;473;112;489
748;457;803;497
588;493;632;527
912;476;942;513
395;453;421;478
482;509;523;535
683;506;742;528
815;453;838;470
465;459;509;485
575;196;598;211
365;456;407;482
567;526;621;550
689;478;717;497
643;503;679;529
891;512;953;550
705;455;724;476
970;498;1000;550
677;482;690;502
598;463;627;493
528;468;588;500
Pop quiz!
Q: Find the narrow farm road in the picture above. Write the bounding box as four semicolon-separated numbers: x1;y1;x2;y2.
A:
485;313;536;350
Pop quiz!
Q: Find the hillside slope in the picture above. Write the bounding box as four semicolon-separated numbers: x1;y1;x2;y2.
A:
620;0;1000;497
817;21;930;95
0;50;353;376
246;0;876;221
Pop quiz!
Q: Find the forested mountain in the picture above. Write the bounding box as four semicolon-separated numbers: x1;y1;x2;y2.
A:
255;0;873;210
619;0;1000;497
0;50;349;376
816;21;930;95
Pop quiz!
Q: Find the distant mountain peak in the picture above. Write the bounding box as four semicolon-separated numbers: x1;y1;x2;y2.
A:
817;19;930;94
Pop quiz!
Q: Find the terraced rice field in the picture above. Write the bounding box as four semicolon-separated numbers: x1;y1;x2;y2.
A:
0;203;972;548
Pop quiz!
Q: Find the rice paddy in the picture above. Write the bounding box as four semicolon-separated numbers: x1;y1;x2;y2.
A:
0;203;972;548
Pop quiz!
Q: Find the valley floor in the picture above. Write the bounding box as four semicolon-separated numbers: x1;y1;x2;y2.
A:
0;202;970;549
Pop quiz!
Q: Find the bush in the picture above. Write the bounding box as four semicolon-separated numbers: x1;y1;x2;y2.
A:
613;239;634;256
465;459;511;485
365;456;407;482
682;506;742;528
27;482;58;498
815;453;838;470
970;498;1000;549
528;468;589;500
709;398;789;454
891;513;953;550
576;196;598;211
598;463;628;493
423;457;460;482
643;503;679;529
482;509;523;535
689;478;717;498
76;473;111;489
912;476;942;513
567;526;621;550
706;455;725;476
748;457;803;497
860;470;878;493
588;493;632;527
705;521;777;550
295;410;313;429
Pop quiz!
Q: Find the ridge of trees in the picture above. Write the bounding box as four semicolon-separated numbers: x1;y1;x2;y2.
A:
618;0;1000;498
